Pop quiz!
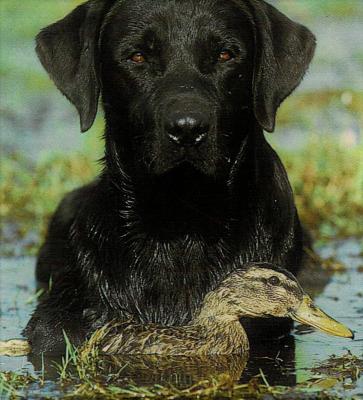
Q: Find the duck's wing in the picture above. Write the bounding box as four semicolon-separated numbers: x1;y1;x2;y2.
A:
100;323;204;355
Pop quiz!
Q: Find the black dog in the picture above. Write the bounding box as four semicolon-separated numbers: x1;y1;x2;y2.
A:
25;0;315;353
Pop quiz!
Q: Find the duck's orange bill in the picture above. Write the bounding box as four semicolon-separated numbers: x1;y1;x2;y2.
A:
290;295;354;339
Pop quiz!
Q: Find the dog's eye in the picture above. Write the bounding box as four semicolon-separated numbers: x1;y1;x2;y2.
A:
268;276;281;286
130;52;146;64
218;49;233;62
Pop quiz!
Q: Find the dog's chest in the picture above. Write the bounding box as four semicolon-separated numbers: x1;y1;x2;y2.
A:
92;205;292;325
117;235;237;325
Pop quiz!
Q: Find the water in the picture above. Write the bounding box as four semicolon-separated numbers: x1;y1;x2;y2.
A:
1;239;362;398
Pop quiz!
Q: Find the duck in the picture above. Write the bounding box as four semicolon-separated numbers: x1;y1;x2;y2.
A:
0;262;353;357
95;262;353;356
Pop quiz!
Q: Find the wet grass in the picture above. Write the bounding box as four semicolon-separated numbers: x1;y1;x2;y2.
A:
0;152;100;256
311;352;363;388
0;372;37;399
1;343;362;399
279;137;363;244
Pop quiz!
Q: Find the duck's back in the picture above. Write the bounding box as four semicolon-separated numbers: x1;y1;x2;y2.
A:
100;322;205;355
98;320;248;356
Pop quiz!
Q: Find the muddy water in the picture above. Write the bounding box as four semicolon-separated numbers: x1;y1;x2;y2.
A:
1;239;362;398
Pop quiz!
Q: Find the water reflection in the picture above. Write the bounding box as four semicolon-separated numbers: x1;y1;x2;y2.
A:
27;344;295;389
29;352;247;386
104;354;247;387
27;340;295;388
243;335;296;387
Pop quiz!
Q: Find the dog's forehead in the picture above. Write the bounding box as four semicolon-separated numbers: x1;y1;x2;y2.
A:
105;0;251;40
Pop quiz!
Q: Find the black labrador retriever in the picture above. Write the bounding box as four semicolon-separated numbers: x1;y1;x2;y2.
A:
25;0;316;353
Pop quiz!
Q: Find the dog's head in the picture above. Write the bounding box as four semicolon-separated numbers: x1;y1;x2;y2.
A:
36;0;315;178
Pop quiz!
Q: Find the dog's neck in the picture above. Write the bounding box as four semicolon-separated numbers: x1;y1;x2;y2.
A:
102;125;263;238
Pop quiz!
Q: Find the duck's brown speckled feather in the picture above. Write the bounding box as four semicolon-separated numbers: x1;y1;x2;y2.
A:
99;319;248;356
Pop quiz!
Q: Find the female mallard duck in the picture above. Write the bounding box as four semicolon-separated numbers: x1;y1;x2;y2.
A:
0;262;353;357
96;262;353;355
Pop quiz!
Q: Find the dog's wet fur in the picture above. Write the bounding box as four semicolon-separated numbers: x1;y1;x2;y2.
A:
25;0;316;354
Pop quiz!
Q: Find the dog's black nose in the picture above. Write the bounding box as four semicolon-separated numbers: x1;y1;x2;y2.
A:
166;113;209;147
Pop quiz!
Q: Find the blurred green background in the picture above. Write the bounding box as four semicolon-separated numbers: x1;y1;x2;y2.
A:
0;0;362;256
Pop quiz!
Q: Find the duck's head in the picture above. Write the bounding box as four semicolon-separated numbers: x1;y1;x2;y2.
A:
202;262;353;339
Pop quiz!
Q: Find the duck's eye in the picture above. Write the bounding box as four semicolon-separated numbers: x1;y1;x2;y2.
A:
130;52;146;63
218;49;233;62
268;276;281;286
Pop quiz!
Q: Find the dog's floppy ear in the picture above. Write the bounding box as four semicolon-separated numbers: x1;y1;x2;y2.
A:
246;0;316;132
36;0;113;132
